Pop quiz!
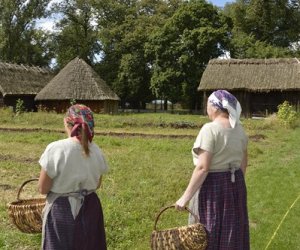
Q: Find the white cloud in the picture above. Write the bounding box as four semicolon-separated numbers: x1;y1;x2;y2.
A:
218;50;231;59
35;18;56;31
35;0;62;31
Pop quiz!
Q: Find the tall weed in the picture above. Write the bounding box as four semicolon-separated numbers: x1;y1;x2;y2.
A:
277;101;298;128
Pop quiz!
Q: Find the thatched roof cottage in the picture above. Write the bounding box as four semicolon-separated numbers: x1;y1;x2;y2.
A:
0;62;54;111
198;58;300;116
35;57;120;113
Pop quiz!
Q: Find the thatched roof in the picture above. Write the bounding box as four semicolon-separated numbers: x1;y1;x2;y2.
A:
0;62;54;96
35;57;120;101
198;58;300;91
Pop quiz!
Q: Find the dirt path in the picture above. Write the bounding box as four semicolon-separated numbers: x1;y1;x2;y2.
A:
0;127;194;139
0;127;265;141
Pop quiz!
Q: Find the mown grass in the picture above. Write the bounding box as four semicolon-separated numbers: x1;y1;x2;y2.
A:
0;108;207;136
0;109;299;249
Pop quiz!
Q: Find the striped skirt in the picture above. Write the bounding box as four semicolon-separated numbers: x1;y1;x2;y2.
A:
198;169;249;250
43;192;107;250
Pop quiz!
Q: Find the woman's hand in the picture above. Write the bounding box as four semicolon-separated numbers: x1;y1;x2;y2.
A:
175;196;188;211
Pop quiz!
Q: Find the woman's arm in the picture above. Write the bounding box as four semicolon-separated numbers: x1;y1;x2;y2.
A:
175;150;212;210
38;169;53;195
240;149;248;175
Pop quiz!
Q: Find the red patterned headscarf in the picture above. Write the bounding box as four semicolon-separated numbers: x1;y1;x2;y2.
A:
65;104;94;142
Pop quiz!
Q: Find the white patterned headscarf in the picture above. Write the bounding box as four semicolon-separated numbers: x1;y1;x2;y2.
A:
208;90;242;128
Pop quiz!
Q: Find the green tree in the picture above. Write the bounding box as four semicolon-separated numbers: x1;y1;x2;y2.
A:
93;0;138;107
51;0;101;67
0;0;52;66
224;0;300;58
229;31;291;58
94;0;181;109
246;0;300;47
146;0;230;110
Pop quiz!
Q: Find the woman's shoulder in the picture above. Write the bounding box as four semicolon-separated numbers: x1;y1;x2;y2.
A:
202;121;215;129
44;138;72;151
89;142;103;153
201;122;220;132
234;123;246;132
196;122;217;138
235;123;248;138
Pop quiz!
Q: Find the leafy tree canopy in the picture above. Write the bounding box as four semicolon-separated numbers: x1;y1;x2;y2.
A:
94;0;182;108
146;0;230;109
51;0;101;67
0;0;52;66
224;0;300;58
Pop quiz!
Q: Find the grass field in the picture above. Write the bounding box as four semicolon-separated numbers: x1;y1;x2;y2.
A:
0;108;299;249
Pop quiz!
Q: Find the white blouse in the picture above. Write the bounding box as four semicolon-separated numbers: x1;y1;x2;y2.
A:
192;121;248;170
39;138;109;193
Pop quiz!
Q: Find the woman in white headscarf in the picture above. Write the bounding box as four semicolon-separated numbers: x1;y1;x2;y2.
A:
175;90;249;250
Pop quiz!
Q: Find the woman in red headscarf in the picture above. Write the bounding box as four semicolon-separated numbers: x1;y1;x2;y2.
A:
38;104;108;250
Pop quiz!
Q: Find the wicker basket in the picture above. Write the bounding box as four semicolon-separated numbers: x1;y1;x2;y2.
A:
7;178;46;234
151;205;207;250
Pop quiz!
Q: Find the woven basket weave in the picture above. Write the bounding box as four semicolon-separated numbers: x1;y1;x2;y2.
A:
151;205;207;250
7;178;45;234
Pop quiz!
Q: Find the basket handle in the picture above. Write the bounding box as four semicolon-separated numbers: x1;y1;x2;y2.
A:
16;178;39;201
153;205;200;231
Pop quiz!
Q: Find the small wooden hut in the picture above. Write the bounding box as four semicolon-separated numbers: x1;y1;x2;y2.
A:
35;57;120;113
0;62;54;111
198;58;300;116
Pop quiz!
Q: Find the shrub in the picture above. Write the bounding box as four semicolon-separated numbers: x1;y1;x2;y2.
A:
15;99;25;115
277;101;298;128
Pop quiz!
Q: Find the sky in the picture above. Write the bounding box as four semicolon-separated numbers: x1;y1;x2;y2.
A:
209;0;232;7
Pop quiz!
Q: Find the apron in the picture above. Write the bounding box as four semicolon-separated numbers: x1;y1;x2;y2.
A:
188;163;240;224
41;189;95;249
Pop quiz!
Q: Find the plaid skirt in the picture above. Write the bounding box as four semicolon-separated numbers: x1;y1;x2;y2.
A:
199;169;249;250
43;192;107;250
